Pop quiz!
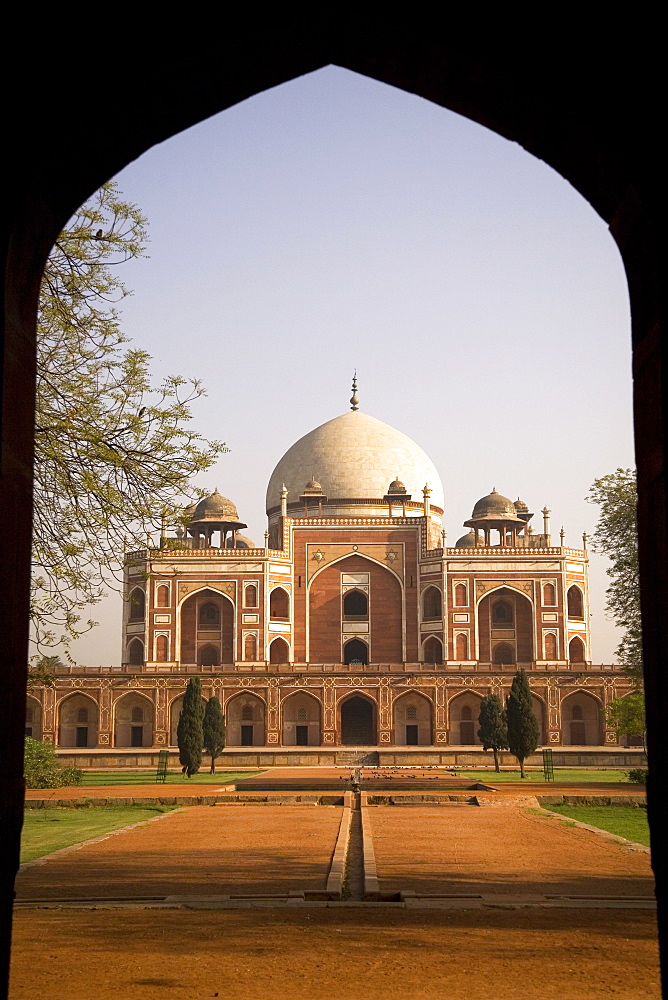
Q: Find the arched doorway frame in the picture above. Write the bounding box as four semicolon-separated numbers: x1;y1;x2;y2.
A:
224;691;267;746
337;690;378;746
475;584;536;663
280;690;322;746
112;691;155;748
392;690;434;745
1;26;664;983
447;690;484;746
56;692;99;748
560;689;604;746
176;586;236;665
307;551;404;662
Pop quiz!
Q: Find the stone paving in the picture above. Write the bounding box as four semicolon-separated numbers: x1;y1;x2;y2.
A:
16;805;343;900
368;805;654;897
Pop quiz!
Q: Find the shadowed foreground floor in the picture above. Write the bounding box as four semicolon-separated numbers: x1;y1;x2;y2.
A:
9;908;661;1000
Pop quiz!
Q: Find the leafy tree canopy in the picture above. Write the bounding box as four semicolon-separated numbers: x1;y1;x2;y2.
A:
177;677;205;777
477;694;508;772
587;469;641;683
505;669;540;778
606;691;646;749
203;697;226;773
24;737;82;788
33;182;225;651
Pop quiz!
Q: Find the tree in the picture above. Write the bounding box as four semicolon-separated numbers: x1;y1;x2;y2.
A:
203;697;226;773
587;469;642;684
477;694;508;772
505;669;540;778
24;737;82;788
33;181;224;651
177;677;204;777
27;655;63;689
606;691;646;752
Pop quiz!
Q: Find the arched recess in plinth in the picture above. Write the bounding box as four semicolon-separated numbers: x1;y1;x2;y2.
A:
561;690;603;746
392;691;433;746
225;692;267;747
25;696;42;740
338;692;377;746
448;691;484;746
57;692;99;748
281;691;322;746
113;692;154;748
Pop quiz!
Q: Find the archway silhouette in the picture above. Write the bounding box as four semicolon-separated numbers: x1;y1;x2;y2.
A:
1;21;664;985
340;694;376;745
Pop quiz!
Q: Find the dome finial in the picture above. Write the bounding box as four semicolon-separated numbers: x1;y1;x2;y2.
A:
350;371;359;411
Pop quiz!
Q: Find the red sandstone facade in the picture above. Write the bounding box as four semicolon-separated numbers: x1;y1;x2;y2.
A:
27;400;635;758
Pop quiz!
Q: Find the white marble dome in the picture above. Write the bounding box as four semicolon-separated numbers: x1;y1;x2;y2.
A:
266;410;444;513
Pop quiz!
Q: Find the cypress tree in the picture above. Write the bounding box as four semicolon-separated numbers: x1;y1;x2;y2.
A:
505;668;540;778
477;694;508;772
177;677;204;777
203;696;226;774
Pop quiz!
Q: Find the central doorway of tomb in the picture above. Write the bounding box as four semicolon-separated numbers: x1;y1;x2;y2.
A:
341;696;375;745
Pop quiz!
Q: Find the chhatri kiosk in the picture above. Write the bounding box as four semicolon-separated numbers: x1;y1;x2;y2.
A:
34;380;635;765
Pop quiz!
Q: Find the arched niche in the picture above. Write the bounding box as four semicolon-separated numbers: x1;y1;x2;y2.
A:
114;693;154;748
57;693;99;748
226;693;266;746
542;582;556;606
543;632;558;659
449;692;483;746
244;584;258;608
198;644;220;667
127;638;144;666
180;588;234;665
343;638;368;665
561;691;602;746
569;636;586;663
269;587;290;620
477;587;533;663
454;632;469;661
454;583;468;608
155;634;169;662
25;696;42;740
128;587;145;623
281;691;322;746
339;693;377;746
423;636;443;665
169;692;207;747
567;585;584;619
393;692;433;746
531;695;547;744
493;642;515;665
422;586;442;620
269;636;289;664
244;633;258;661
343;589;368;618
156;584;170;608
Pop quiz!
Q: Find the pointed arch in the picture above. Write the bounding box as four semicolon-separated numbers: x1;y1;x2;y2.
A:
561;691;602;745
244;632;258;661
57;693;99;748
270;586;290;620
269;636;290;664
25;696;42;740
339;692;377;746
128;587;145;622
493;642;515;665
127;638;144;666
155;634;169;662
477;586;534;663
343;589;368;618
281;690;322;745
448;691;484;746
244;583;258;608
179;587;234;665
567;585;584;619
422;586;442;620
113;692;154;748
569;636;586;663
225;692;266;746
393;691;433;745
423;636;443;665
198;644;220;667
343;637;368;665
454;583;468;607
543;632;558;659
455;632;469;660
542;582;556;606
156;584;170;608
531;693;547;744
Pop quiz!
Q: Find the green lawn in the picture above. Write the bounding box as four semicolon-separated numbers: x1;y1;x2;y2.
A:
21;805;175;863
77;769;264;786
542;804;650;846
459;768;636;783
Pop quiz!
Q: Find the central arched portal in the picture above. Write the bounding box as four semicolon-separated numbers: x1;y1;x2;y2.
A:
340;695;376;745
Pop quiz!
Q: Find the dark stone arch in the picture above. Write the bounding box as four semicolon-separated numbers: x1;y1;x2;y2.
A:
340;694;376;746
1;21;664;984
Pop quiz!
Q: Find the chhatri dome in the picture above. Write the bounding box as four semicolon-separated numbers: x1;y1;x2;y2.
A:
266;377;444;516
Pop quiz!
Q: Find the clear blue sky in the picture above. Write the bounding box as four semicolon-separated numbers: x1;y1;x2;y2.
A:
66;66;634;664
